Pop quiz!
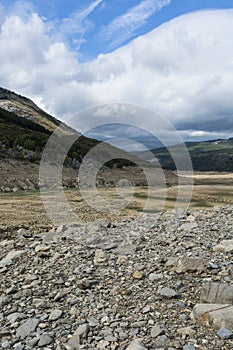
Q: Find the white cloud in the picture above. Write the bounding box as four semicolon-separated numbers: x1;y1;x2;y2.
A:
49;0;104;50
98;0;171;49
0;8;233;144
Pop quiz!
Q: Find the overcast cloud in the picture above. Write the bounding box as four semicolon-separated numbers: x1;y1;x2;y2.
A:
0;7;233;145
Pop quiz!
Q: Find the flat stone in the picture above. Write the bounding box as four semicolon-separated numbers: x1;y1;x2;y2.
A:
153;335;169;348
160;287;178;299
175;255;206;274
0;295;10;308
213;240;233;253
151;324;164;338
200;282;233;304
217;327;233;340
48;309;63;321
7;312;26;324
191;304;233;330
38;334;53;346
35;244;50;253
0;250;24;267
75;323;90;340
126;339;147;350
16;318;40;339
183;346;196;350
180;222;197;231
42;231;60;244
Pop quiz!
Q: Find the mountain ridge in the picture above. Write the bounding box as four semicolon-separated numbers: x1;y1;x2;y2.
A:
135;138;233;172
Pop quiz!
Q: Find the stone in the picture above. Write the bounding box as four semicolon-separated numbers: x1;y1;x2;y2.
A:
67;324;90;346
153;335;169;348
0;250;24;267
213;240;233;253
180;222;197;231
160;287;178;299
200;282;233;304
175;255;206;274
191;304;233;330
75;324;90;338
0;295;10;308
183;346;196;350
48;309;63;321
177;327;196;337
7;312;26;324
126;339;147;350
133;270;143;279
42;231;60;244
16;318;39;339
1;341;11;349
93;249;107;264
217;327;233;340
151;324;164;338
38;334;53;346
35;244;50;253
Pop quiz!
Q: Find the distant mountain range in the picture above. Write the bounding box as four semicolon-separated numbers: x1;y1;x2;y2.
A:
135;138;233;172
0;87;179;192
0;86;137;168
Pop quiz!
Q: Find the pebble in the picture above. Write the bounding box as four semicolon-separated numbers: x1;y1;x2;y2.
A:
217;327;233;340
48;309;63;321
0;205;233;349
160;287;178;299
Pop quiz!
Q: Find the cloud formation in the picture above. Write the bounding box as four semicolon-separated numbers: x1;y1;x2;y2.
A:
98;0;171;49
0;7;233;145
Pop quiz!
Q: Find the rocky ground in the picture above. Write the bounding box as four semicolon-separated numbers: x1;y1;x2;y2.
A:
0;205;233;349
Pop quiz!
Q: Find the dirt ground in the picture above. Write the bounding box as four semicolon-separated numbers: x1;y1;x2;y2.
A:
1;172;233;239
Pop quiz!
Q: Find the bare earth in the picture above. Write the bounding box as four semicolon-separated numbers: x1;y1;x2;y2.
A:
0;172;233;239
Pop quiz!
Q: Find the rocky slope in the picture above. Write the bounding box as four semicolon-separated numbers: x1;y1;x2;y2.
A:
0;87;60;131
0;205;232;349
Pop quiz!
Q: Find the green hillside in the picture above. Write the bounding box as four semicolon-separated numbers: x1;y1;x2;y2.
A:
0;88;138;169
136;138;233;172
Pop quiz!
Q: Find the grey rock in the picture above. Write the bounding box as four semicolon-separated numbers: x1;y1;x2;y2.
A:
0;250;24;266
183;346;196;350
1;341;11;349
151;324;165;338
48;309;63;321
75;323;90;339
7;312;26;323
180;222;197;231
16;318;40;339
175;255;206;274
213;240;233;253
0;295;10;308
153;335;169;348
200;282;233;304
38;334;53;346
160;287;178;299
126;339;147;350
217;327;233;340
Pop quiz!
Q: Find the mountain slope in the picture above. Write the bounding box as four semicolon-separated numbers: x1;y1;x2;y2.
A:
136;138;233;172
0;87;60;131
0;87;178;192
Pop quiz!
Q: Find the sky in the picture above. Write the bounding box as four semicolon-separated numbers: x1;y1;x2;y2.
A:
0;0;233;150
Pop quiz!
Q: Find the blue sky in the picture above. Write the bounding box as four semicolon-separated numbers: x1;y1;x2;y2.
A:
1;0;233;61
0;0;233;149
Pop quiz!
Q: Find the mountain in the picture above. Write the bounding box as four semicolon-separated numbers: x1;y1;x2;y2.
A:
0;87;178;192
135;138;233;172
0;87;60;131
